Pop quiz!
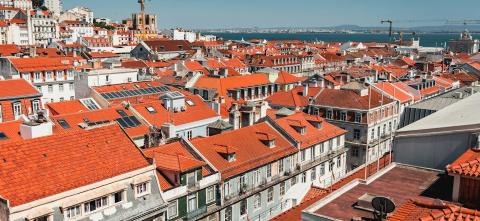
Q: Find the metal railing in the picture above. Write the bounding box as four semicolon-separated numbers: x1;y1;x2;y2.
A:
185;206;207;220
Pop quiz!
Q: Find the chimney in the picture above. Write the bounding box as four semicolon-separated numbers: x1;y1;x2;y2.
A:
19;112;53;140
161;123;176;139
303;83;309;96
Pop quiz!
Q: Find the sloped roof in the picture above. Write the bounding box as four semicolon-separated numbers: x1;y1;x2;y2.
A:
191;122;297;179
0;79;41;99
0;124;149;206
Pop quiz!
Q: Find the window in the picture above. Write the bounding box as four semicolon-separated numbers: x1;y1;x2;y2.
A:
168;201;178;219
114;191;124;203
371;128;375;139
320;164;325;176
301;172;307;183
59;84;64;92
32;100;41;113
291;175;297;186
337;157;341;168
46;72;52;80
253;194;261;210
320;143;325;153
329;161;334;172
280;182;286;196
224;181;230;196
206;186;215;203
340;112;347;121
13;102;21;118
48;85;53;93
354;113;362;123
34;72;41;80
352;147;359;157
187;194;197;212
240;199;247;216
225;206;232;221
301;150;306;162
33;215;50;221
266;164;272;178
279;159;284;173
135;182;149;197
69;83;74;91
146;106;157;113
311;167;316;181
326;109;333;119
328;139;333;151
239;175;246;190
267;187;274;203
84;196;108;213
68;70;74;78
65;205;81;219
353;129;361;140
187;130;193;140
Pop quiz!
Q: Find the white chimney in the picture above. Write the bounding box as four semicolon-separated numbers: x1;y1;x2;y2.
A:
20;121;53;140
303;84;309;96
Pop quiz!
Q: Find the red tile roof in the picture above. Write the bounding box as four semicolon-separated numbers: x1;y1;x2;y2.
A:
9;57;75;72
271;112;346;149
0;44;20;56
447;148;480;178
275;71;305;84
0;124;150;206
144;142;207;174
0;79;41;98
191;122;297;179
46;100;90;116
419;85;441;97
0;120;24;144
374;82;413;104
51;107;149;139
266;86;320;108
133;92;219;127
388;199;480;221
313;87;393;110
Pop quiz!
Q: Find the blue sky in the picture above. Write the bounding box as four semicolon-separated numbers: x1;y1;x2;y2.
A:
63;0;480;29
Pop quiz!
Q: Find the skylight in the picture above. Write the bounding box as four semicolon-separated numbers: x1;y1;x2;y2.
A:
0;132;8;140
146;106;157;114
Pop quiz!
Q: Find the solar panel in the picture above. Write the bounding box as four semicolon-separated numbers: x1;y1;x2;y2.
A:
112;92;124;98
101;94;109;99
130;90;141;96
145;88;156;93
129;116;141;126
123;90;134;97
139;88;150;94
116;116;141;128
116;118;129;128
119;91;129;97
116;109;128;117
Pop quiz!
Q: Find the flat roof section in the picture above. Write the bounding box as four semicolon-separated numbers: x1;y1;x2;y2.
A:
311;165;452;220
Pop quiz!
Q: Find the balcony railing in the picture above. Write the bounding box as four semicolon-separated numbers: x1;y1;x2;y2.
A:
185;206;207;220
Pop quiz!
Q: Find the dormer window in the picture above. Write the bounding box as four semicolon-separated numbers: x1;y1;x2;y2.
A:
257;132;276;148
214;144;237;162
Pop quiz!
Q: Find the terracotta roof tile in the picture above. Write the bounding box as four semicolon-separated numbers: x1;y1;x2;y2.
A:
0;79;41;98
0;124;150;206
191;122;297;179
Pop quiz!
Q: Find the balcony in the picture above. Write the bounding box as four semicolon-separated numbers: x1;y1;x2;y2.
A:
185;206;207;220
299;148;346;171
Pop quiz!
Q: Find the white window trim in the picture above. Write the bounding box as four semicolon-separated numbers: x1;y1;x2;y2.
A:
135;181;151;198
167;200;178;219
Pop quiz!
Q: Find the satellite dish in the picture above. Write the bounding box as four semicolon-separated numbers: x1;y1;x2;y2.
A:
372;196;395;221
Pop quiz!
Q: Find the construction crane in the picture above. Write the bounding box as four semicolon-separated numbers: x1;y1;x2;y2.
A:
381;20;393;36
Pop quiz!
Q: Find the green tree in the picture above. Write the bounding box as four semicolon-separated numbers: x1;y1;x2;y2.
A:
32;0;44;8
